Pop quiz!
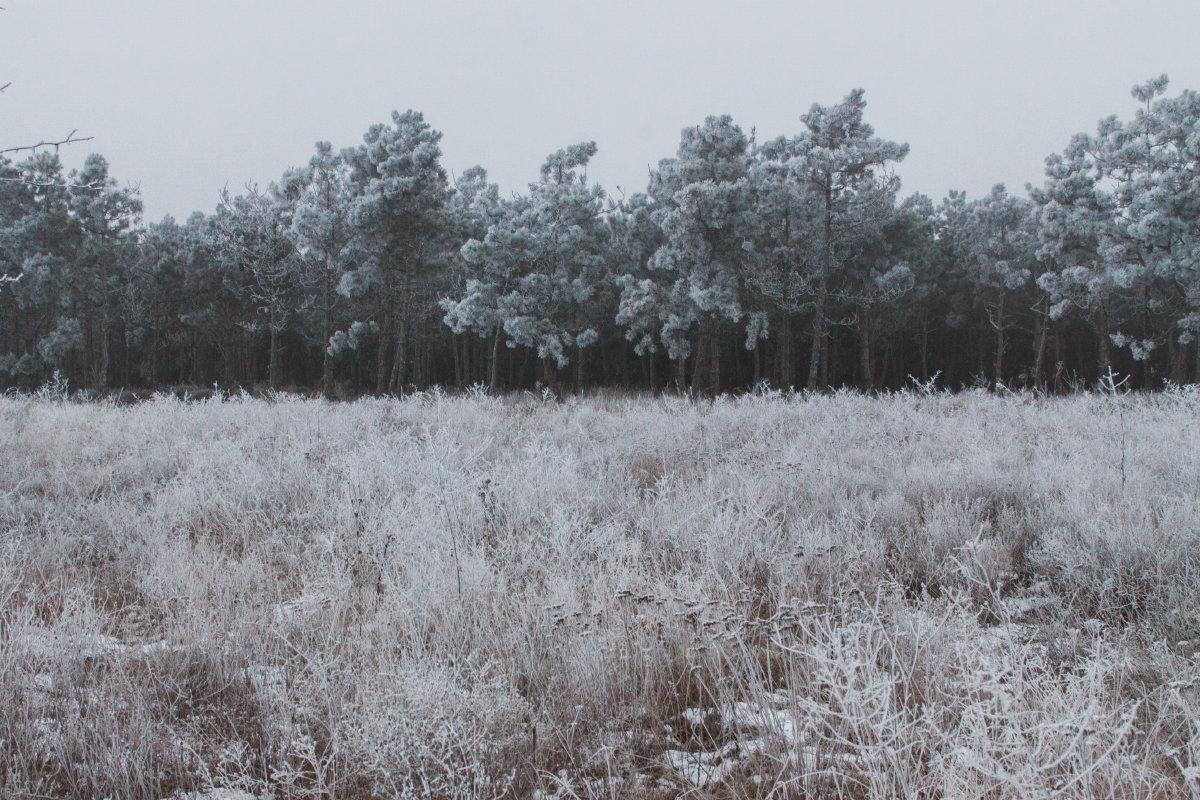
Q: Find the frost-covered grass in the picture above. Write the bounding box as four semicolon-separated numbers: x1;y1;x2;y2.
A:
1;387;1199;799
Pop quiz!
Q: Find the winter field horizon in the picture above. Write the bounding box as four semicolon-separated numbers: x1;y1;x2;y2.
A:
2;387;1199;799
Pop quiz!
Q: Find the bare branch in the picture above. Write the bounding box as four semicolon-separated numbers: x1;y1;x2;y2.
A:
0;129;94;156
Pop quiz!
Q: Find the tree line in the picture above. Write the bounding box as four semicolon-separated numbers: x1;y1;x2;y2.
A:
2;77;1198;396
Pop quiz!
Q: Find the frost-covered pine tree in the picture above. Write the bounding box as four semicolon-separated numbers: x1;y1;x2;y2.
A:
282;141;360;398
442;143;611;389
962;185;1037;385
773;90;909;389
884;193;943;382
125;215;193;386
832;177;914;389
1034;132;1141;374
213;184;298;390
744;134;822;388
1034;76;1200;381
68;154;143;388
1100;76;1200;378
439;165;503;386
0;153;74;381
341;110;450;394
639;115;758;392
611;191;668;385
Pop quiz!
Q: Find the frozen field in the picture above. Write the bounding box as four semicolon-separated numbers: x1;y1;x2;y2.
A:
1;388;1198;799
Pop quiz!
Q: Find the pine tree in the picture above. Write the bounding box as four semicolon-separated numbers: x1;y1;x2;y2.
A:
68;154;142;388
284;142;359;397
214;185;298;390
770;90;908;388
642;115;757;392
963;185;1037;385
343;110;450;394
443;143;612;390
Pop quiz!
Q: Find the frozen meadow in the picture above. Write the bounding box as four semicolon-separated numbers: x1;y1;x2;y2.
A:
1;387;1199;799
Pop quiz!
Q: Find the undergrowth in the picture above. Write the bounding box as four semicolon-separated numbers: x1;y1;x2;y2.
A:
0;387;1197;798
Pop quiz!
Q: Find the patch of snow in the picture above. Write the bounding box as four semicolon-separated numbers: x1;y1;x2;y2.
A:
14;629;124;659
665;743;740;787
726;699;810;746
166;790;259;800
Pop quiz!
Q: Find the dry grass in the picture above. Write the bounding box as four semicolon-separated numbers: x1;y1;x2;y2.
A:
1;386;1198;799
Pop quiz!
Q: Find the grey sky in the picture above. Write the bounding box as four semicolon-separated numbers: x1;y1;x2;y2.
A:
3;1;1198;222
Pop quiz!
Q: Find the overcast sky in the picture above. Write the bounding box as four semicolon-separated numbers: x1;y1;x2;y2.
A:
3;1;1198;222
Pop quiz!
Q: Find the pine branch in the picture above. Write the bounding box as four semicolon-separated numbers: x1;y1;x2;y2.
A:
0;176;103;192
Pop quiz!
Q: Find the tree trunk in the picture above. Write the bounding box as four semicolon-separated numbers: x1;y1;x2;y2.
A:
1097;318;1111;376
97;303;111;389
391;267;415;395
1168;333;1185;385
375;320;390;395
876;337;891;389
321;261;333;399
117;316;129;387
819;317;831;388
268;319;281;391
919;317;930;381
488;324;502;390
1032;299;1050;389
993;296;1005;387
779;313;793;388
708;321;720;395
388;325;407;395
149;318;160;387
807;287;827;390
858;308;872;390
450;332;463;388
810;180;835;391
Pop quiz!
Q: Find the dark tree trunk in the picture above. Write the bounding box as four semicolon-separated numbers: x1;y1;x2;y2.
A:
268;318;281;390
807;288;827;390
97;304;111;389
388;326;407;395
374;321;390;395
321;262;334;399
451;332;463;388
778;313;793;388
488;324;502;390
919;317;930;381
1032;298;1050;389
858;308;872;390
708;321;720;394
993;295;1005;387
1097;321;1111;376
